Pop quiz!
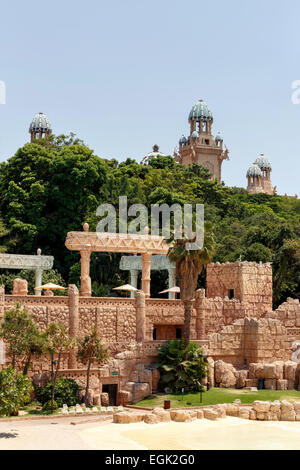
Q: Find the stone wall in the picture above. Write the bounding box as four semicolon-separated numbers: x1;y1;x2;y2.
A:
206;261;272;314
1;260;298;404
211;359;300;391
145;299;187;340
4;295;137;344
207;316;297;367
265;298;300;343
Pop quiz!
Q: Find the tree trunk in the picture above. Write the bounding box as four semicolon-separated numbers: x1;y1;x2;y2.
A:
84;358;92;406
52;352;61;408
50;353;55;410
12;352;16;369
183;300;193;348
23;352;31;375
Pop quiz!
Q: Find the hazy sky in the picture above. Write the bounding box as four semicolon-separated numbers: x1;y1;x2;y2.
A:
0;0;299;195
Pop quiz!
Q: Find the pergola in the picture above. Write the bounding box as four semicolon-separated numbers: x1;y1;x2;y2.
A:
65;223;169;297
119;254;176;299
0;249;54;296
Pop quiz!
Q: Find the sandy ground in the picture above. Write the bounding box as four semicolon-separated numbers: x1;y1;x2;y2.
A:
0;416;300;450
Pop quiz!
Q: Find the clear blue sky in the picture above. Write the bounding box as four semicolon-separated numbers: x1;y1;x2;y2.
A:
0;0;299;195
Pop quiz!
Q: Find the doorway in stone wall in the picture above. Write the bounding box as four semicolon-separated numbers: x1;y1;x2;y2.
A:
102;384;118;406
154;324;184;340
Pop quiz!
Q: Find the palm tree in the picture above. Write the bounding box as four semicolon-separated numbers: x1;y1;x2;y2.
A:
168;226;215;348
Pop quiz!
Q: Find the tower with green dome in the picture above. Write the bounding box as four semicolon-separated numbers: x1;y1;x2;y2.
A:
29;112;52;142
175;99;229;183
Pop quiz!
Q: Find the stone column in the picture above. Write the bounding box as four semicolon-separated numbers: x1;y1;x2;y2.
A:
130;269;139;298
13;278;28;296
135;290;146;343
0;285;4;323
168;267;176;299
194;288;206;340
80;250;92;297
141;253;151;298
68;284;79;369
34;269;43;296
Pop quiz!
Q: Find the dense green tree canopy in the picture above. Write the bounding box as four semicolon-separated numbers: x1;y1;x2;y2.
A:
0;137;298;307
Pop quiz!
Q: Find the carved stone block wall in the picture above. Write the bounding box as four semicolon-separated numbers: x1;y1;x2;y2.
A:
145;299;191;341
265;298;300;343
206;261;272;315
207;316;296;366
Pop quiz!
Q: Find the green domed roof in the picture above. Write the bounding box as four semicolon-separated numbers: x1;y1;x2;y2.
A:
188;99;213;122
255;154;272;170
247;164;262;177
29;112;52;133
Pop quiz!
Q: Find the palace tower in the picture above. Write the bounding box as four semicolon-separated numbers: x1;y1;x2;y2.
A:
174;99;229;182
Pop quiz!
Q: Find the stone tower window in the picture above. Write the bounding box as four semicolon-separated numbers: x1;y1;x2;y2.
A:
228;289;234;299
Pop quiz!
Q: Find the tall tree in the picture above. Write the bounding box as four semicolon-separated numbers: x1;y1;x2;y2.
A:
77;329;109;405
45;323;75;410
0;303;43;372
168;227;215;347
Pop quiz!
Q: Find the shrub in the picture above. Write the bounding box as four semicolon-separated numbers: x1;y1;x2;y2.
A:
0;367;33;416
154;339;208;392
42;400;58;411
36;377;79;407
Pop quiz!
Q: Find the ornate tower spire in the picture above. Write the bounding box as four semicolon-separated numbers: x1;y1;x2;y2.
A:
29;112;52;142
177;99;229;182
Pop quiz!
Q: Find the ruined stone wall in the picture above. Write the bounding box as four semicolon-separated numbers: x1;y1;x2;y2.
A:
207;316;297;366
207;319;246;367
196;295;259;337
78;297;136;343
4;295;137;344
4;295;69;331
206;261;272;316
145;299;188;341
264;298;300;343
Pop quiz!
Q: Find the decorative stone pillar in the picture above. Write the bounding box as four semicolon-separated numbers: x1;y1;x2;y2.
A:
34;269;43;296
68;284;79;369
80;250;92;297
0;285;4;323
130;269;138;298
135;290;146;343
168;267;176;299
194;288;206;340
12;278;28;296
141;253;152;298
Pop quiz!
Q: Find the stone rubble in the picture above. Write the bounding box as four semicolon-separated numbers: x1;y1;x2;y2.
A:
112;401;300;424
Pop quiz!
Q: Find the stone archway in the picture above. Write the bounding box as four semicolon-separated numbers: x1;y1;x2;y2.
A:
65;224;169;298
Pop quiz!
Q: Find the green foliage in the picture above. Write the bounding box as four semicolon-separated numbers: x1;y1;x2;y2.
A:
0;303;45;371
77;329;109;366
77;329;109;405
36;378;79;407
0;367;33;416
0;137;298;306
244;242;273;263
44;322;75;409
45;322;75;357
154;340;208;392
148;155;175;169
42;399;58;411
